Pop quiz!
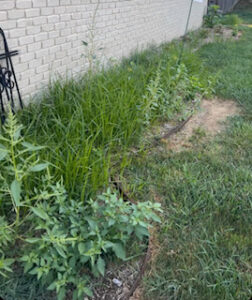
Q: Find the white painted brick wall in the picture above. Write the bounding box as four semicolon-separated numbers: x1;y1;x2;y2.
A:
0;0;208;101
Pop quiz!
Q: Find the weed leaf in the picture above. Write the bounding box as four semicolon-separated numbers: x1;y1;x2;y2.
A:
25;238;41;243
78;242;85;254
11;179;21;207
31;207;49;220
135;225;149;240
97;257;105;276
47;281;56;291
0;143;8;161
55;245;67;258
83;287;93;297
13;126;23;141
30;163;49;172
113;243;126;260
21;142;45;151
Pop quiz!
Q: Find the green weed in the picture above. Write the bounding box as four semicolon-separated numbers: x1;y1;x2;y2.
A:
19;43;211;200
0;113;162;299
204;5;222;28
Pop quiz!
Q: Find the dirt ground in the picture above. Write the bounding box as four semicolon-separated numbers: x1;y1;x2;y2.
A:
163;98;240;152
203;27;242;45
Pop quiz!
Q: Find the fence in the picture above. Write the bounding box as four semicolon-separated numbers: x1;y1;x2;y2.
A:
209;0;240;12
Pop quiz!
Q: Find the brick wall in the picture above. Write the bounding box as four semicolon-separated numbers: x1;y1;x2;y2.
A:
0;0;207;101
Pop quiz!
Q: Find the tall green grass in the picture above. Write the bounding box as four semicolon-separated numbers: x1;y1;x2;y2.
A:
19;41;210;200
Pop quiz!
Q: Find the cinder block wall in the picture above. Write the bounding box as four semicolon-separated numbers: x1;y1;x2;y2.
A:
0;0;207;100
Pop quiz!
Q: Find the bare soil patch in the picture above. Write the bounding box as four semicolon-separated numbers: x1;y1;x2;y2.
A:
88;258;142;300
203;27;242;45
163;98;240;151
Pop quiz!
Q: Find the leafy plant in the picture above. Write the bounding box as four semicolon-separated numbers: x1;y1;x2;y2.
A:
204;5;222;28
82;0;103;71
22;189;162;299
143;63;214;121
0;114;162;299
0;111;49;224
0;217;14;277
142;67;164;124
0;111;65;278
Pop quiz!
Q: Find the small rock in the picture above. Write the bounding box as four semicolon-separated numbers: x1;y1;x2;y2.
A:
113;278;123;287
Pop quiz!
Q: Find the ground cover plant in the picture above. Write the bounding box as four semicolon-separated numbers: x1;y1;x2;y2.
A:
0;28;213;299
123;5;252;300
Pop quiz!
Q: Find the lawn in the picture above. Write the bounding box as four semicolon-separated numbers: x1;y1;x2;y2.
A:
124;5;252;300
0;3;252;300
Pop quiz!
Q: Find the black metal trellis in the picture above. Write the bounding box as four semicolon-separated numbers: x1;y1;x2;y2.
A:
0;27;23;124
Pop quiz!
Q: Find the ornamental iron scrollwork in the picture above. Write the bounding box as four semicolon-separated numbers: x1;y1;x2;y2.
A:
0;28;23;124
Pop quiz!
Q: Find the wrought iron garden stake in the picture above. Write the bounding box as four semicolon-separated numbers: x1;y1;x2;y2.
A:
0;27;23;124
